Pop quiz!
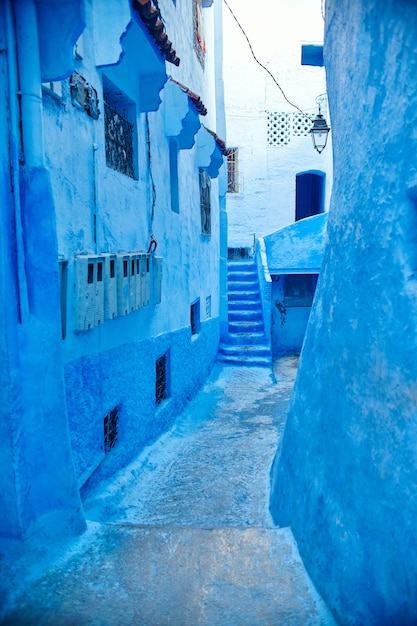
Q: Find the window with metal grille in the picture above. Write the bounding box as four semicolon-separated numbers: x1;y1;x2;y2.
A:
103;76;137;179
190;299;201;335
104;406;119;453
58;260;68;339
205;295;211;320
193;0;206;67
226;147;239;193
199;168;211;235
169;139;180;213
42;80;64;99
156;353;168;404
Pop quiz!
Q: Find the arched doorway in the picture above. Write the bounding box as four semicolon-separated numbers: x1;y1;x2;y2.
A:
295;171;325;221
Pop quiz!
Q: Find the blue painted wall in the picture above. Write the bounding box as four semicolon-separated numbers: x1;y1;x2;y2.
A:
68;320;219;491
270;0;417;623
270;275;317;357
0;0;225;550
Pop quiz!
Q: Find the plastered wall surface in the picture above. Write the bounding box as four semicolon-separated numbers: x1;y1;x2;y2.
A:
0;0;225;540
222;0;332;247
270;0;417;623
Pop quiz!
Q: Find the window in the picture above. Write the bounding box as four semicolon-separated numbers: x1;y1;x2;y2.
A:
104;406;119;453
199;169;211;235
283;274;318;307
190;299;201;335
205;295;211;320
169;139;179;213
88;263;94;284
103;76;137;179
193;0;206;67
58;260;68;339
42;81;63;99
226;147;239;193
156;353;168;404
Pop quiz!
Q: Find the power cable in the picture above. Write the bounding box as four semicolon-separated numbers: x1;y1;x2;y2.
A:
223;0;309;119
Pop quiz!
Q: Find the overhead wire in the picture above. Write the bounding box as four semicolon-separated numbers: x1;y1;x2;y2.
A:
223;0;310;120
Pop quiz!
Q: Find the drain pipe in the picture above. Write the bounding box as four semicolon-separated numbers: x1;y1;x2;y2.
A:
14;0;45;169
4;0;30;322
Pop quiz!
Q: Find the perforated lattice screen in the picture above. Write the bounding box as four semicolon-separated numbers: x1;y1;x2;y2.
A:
267;111;313;146
292;113;314;137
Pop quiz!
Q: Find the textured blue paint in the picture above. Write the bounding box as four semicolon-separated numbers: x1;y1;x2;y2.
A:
271;275;314;357
255;237;272;348
37;0;85;82
265;213;327;274
0;0;225;558
270;0;417;623
69;319;219;492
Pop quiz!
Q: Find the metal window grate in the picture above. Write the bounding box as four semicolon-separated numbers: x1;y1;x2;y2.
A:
58;260;68;339
104;406;119;453
156;354;168;404
226;147;239;193
104;102;135;178
190;299;201;335
199;169;211;235
205;295;211;320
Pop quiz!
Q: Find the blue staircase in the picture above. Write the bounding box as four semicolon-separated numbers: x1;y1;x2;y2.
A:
219;260;272;367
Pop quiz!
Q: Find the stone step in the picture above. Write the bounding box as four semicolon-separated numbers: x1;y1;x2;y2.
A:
219;343;272;358
218;354;272;367
228;299;260;311
228;309;263;322
225;331;267;345
227;261;257;272
228;280;259;291
228;290;259;301
229;320;265;334
227;270;258;282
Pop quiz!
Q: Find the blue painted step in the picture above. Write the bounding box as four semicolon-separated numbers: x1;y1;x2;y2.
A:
219;260;272;367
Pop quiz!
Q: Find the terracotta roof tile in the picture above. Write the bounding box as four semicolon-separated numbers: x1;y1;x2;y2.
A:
132;0;180;66
203;125;227;155
170;78;207;116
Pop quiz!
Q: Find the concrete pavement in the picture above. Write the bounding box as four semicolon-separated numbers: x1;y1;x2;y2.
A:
1;358;337;625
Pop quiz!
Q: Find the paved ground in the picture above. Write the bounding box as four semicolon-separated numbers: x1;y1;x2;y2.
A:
1;358;337;625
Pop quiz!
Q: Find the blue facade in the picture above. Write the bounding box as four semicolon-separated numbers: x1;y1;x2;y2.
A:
0;0;226;545
270;0;417;623
264;213;327;356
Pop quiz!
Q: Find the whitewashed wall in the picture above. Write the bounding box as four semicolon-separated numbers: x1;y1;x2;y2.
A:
223;0;332;247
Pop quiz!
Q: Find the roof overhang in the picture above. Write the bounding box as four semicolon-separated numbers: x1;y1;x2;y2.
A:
265;213;328;275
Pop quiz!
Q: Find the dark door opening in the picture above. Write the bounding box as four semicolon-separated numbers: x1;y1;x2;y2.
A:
295;171;325;221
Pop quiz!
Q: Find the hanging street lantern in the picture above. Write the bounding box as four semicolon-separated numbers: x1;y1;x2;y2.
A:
310;110;330;154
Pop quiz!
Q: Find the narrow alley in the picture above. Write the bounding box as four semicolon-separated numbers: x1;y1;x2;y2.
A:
2;358;336;625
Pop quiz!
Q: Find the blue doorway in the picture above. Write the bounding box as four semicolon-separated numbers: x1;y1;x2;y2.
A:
295;171;325;221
